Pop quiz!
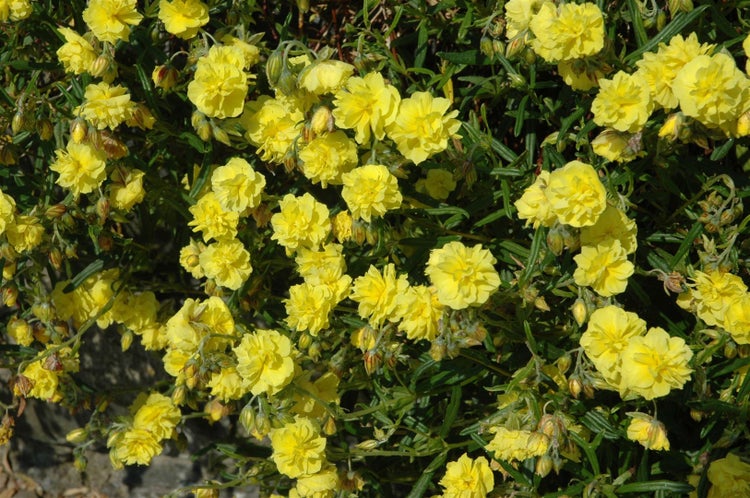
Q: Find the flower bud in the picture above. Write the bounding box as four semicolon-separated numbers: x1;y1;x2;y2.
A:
96;197;110;223
669;0;693;16
363;350;382;375
508;73;527;89
572;298;587;326
265;50;284;86
66;428;89;445
310;106;333;135
152;65;179;90
204;399;228;423
194;488;220;498
31;301;54;322
120;329;134;351
535;454;553;477
191;112;212;142
70;118;88;143
48;248;63;270
98;233;113;252
2;285;18;307
37;118;54;141
568;377;582;398
658;113;685;142
11;111;27;135
172;384;187;406
74;454;88;473
239;403;256;433
12;375;33;397
89;54;114;79
556;354;572;374
43;204;66;221
355;439;380;451
724;341;737;359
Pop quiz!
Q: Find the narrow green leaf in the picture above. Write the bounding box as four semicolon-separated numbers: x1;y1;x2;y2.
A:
615;481;694;494
405;452;446;498
627;0;648;47
438;50;487;65
668;221;703;269
514;95;528;137
710;139;734;161
415;21;428;69
439;386;461;439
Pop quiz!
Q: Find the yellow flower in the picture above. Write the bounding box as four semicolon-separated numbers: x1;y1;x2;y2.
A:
626;413;670;451
0;0;31;21
285;282;335;336
394;285;444;342
51;269;120;328
7;317;33;346
557;58;605;91
677;270;747;328
438;453;494;498
109;167;145;211
706;453;750;498
725;294;750;345
158;0;209;40
546;160;606;228
425;241;500;310
635;33;714;109
179;239;206;279
332;72;401;144
20;360;60;401
0;190;15;235
423;169;456;201
580;305;646;388
77;82;136;130
514;170;556;229
591;129;641;163
529;2;604;62
351;263;410;327
592;71;653;133
199;238;253;290
291;372;340;419
332;210;352;243
672;53;750;132
580;205;638;255
298;59;355;95
211;157;266;214
270;193;331;254
294;464;340;498
164;296;236;353
6;215;43;253
188;191;239;242
295;243;346;282
233;329;296;396
82;0;143;44
132;392;181;441
299;131;358;187
243;95;304;163
619;327;693;400
504;0;552;40
207;367;248;402
220;34;261;68
385;91;461;164
109;427;162;466
187;46;249;119
56;27;98;75
573;240;634;297
269;417;327;478
341;165;402;222
486;427;549;462
50;142;107;197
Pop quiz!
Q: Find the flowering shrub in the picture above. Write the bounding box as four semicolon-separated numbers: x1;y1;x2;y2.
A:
2;0;750;496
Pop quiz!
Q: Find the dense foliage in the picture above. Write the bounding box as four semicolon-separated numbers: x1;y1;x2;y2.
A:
2;0;750;496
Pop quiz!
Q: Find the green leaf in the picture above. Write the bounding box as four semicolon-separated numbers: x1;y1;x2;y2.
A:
668;221;703;269
615;481;694;494
624;5;710;64
437;50;488;65
406;451;447;498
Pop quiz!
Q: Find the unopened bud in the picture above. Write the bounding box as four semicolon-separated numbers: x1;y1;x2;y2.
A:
298;333;312;350
572;299;587;326
535;454;553;477
204;399;228;423
363;350;382;375
323;416;337;435
49;248;63;270
74;454;87;473
11;111;26;135
45;203;67;219
37;118;54;141
556;354;572;374
31;302;54;322
194;488;220;498
239;402;256;433
310;106;333;135
568;377;582;399
2;285;18;307
152;65;179;90
98;233;113;252
89;54;113;79
479;37;494;58
13;375;33;396
668;0;693;16
265;50;284;86
96;196;110;223
43;353;64;372
70;119;88;143
508;73;526;89
66;428;89;444
355;439;380;451
172;384;187;406
724;341;737;359
191;112;212;142
121;329;134;351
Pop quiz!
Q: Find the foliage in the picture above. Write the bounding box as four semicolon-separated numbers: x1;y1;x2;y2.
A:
1;0;750;497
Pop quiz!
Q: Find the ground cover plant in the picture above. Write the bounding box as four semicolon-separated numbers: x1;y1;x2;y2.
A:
1;0;750;496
